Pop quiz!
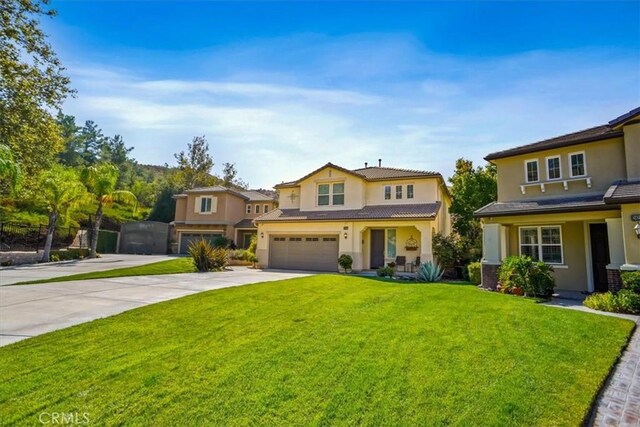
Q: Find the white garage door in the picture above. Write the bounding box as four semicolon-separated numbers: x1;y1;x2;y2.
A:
269;235;339;272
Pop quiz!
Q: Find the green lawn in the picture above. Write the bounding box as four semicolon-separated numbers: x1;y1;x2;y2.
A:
17;257;195;285
0;276;633;425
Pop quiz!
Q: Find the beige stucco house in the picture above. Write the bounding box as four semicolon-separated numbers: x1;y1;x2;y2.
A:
475;107;640;292
172;187;276;253
254;162;451;272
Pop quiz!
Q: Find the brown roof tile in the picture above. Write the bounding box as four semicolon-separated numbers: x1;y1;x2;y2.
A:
604;180;640;204
240;190;275;201
352;166;439;180
235;218;257;228
256;203;441;222
474;194;616;218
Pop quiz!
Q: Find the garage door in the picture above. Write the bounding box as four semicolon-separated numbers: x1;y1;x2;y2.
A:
269;235;339;272
179;233;222;254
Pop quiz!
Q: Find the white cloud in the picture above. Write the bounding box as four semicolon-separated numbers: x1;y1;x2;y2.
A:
61;34;640;187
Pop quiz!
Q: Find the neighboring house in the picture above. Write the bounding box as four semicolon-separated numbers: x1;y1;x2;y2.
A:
254;162;451;272
475;107;640;293
172;187;277;253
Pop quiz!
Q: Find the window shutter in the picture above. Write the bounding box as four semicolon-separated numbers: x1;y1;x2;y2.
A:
194;196;201;213
211;197;218;213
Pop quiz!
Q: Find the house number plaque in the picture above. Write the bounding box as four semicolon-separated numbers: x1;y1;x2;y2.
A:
631;214;640;221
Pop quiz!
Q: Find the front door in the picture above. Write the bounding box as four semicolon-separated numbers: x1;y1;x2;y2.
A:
590;223;610;292
370;229;385;269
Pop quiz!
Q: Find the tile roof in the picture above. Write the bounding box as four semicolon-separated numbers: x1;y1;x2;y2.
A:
604;180;640;204
173;186;250;200
351;166;439;180
485;126;622;161
609;106;640;127
255;203;441;222
474;194;616;218
234;218;257;228
240;190;275;201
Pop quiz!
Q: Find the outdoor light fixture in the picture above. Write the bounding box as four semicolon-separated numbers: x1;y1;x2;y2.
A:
635;223;640;239
260;232;264;239
344;232;348;239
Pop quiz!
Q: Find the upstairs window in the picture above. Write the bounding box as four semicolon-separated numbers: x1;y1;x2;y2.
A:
200;197;212;213
246;204;251;214
263;204;269;213
318;183;344;206
525;160;539;183
570;152;586;177
255;204;261;214
546;156;561;180
395;185;402;199
384;185;391;200
407;185;414;199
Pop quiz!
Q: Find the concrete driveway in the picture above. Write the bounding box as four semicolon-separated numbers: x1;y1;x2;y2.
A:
0;267;311;346
0;254;173;286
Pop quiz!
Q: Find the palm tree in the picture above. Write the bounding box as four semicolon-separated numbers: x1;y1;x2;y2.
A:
40;166;88;262
0;144;21;194
83;163;138;258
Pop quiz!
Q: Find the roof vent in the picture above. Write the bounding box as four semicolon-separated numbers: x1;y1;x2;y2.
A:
378;158;382;167
364;162;368;168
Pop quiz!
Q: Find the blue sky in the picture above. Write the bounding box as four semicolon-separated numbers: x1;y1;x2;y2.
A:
46;1;640;188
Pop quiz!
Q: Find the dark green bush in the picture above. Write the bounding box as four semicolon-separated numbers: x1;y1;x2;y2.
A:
616;290;640;314
338;254;353;273
498;255;555;298
213;236;232;249
49;249;91;262
376;266;395;278
584;290;640;314
467;262;481;285
188;239;228;272
621;271;640;293
247;234;257;254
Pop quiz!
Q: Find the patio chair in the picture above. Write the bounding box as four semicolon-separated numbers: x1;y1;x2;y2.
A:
395;256;407;272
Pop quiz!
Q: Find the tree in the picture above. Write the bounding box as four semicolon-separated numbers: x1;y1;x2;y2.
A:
174;136;216;189
147;183;178;223
448;158;497;256
222;162;249;189
39;165;87;262
1;0;73;182
56;112;85;167
0;143;22;195
78;120;107;165
82;163;137;258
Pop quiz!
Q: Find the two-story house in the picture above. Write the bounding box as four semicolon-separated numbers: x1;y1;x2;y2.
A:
172;187;277;253
475;107;640;293
254;162;451;272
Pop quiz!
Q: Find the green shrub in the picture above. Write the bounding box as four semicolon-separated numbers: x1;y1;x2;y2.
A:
417;261;444;283
213;236;232;249
229;249;251;261
188;239;228;272
617;290;640;314
584;292;621;312
338;254;353;273
621;271;640;293
247;234;257;254
376;266;395;278
49;249;91;262
498;255;555;298
467;262;481;285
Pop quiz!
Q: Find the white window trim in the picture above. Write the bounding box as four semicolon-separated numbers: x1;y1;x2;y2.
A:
407;184;414;199
545;155;562;181
255;204;261;214
246;204;252;214
569;151;587;178
518;225;564;265
395;185;403;200
263;204;269;213
317;182;345;206
199;197;213;214
383;185;391;200
524;159;539;183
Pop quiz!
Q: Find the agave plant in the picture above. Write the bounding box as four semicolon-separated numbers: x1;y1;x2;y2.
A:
417;261;444;283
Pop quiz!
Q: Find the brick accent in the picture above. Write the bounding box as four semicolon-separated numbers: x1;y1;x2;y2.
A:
607;268;622;292
481;263;499;290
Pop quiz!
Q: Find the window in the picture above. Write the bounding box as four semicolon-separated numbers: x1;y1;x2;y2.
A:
246;204;252;214
407;184;414;199
200;197;212;213
525;160;539;183
384;185;391;200
395;185;402;199
570;152;586;177
317;183;344;206
519;226;563;264
386;229;396;258
263;204;269;213
255;204;261;214
546;156;561;180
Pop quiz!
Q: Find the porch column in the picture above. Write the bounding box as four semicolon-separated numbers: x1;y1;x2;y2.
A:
415;223;433;263
606;218;626;291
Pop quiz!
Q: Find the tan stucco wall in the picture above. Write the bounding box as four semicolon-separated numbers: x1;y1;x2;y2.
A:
364;179;438;205
623;123;640;180
256;219;434;271
181;193;227;223
296;168;366;211
174;198;187;222
244;201;277;218
493;137;626;201
621;203;640;266
277;187;301;209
